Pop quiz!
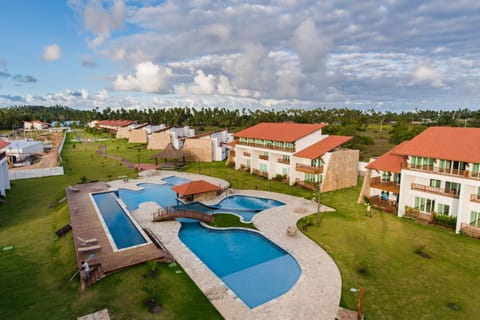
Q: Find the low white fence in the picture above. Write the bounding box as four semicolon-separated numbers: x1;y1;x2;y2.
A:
9;166;64;180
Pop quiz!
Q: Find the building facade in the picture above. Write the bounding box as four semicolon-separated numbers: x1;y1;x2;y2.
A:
360;127;480;233
233;122;358;191
0;141;11;197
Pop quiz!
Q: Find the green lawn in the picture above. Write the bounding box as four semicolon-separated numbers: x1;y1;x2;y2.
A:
207;213;257;230
0;133;222;320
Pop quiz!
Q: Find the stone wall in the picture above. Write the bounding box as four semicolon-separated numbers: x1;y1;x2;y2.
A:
321;149;359;192
182;138;213;162
128;129;147;143
116;127;131;139
147;131;171;150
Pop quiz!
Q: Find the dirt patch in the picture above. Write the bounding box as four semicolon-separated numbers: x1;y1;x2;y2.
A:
9;132;63;171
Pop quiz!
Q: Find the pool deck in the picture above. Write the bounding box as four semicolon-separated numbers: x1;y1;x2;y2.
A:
111;170;342;320
66;182;164;273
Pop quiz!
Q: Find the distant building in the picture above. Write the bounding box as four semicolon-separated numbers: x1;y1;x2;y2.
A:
232;122;358;192
0;141;11;197
89;120;136;132
24;120;50;131
359;126;480;234
5;140;43;164
147;126;195;150
182;130;232;161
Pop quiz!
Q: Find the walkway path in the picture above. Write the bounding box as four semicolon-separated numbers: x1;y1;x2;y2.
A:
109;170;342;320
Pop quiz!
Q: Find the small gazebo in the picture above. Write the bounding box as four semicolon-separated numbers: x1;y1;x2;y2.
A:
171;180;221;202
153;143;186;169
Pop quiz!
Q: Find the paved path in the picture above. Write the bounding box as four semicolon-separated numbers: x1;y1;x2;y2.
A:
109;170;342;320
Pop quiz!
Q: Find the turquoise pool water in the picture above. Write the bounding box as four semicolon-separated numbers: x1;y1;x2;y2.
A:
92;192;147;250
179;222;301;308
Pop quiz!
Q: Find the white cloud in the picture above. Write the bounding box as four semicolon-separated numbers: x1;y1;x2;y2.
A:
410;64;446;88
43;44;61;61
114;61;173;93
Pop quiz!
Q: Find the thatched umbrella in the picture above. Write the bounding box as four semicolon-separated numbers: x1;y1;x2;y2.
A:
152;143;186;167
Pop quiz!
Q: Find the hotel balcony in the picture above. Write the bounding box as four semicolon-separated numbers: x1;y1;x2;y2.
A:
295;179;318;191
295;163;324;174
243;152;251;157
405;163;470;178
411;183;460;199
370;176;400;193
252;168;269;178
240;164;251;172
236;141;296;153
368;195;397;214
471;194;480;203
404;206;434;223
460;223;480;239
259;154;269;161
277;158;290;165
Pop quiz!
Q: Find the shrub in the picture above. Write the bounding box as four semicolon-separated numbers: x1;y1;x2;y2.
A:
433;214;457;230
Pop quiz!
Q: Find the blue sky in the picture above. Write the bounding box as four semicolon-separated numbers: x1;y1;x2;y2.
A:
1;0;480;111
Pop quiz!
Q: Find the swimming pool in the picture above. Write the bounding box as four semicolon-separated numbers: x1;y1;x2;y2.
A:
179;222;301;308
91;192;148;250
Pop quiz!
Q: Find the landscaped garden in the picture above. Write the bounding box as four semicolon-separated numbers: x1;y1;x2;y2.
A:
1;132;480;319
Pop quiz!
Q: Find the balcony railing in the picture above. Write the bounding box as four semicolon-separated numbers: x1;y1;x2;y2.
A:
411;183;460;198
295;179;318;191
295;163;324;174
471;194;480;203
404;206;434;223
460;223;480;239
277;158;290;165
236;141;295;152
259;154;269;161
243;152;251;157
370;176;400;193
368;195;397;214
252;168;269;178
405;163;470;178
240;164;250;171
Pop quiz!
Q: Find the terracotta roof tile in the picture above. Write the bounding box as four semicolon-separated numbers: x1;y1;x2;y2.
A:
234;122;327;142
0;141;11;149
366;142;409;173
294;135;352;159
96;120;136;127
171;180;221;196
393;126;480;163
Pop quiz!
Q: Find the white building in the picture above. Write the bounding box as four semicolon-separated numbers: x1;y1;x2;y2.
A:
24;120;50;131
182;130;233;161
5;140;44;163
359;126;480;234
233;122;359;192
0;141;11;197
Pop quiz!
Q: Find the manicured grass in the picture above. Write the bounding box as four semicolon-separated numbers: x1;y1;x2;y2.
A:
207;213;257;230
185;162;480;319
0;133;222;320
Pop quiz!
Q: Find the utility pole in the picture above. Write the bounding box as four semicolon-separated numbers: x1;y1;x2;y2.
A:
316;181;321;225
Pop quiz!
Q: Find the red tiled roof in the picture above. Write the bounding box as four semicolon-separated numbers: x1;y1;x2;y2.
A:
96;120;136;127
366;142;409;173
234;122;327;142
393;126;480;163
171;180;221;196
0;141;11;149
294;135;352;159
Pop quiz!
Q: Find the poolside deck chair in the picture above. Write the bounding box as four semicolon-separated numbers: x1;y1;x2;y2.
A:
78;244;101;253
77;236;98;246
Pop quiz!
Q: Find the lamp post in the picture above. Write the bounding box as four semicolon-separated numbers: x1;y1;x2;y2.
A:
316;181;321;225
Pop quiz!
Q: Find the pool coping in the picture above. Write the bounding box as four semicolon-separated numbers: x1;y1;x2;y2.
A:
111;171;342;320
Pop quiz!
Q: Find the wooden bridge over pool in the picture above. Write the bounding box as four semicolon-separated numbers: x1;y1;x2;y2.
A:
152;207;215;223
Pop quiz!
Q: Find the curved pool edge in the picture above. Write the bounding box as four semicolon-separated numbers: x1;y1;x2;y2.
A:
127;172;342;320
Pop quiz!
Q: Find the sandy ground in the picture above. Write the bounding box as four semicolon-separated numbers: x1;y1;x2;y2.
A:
10;131;63;170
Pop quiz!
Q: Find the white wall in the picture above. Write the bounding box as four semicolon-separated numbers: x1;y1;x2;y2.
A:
9;167;64;180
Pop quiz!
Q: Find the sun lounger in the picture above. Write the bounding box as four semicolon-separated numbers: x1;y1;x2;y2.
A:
78;244;101;252
77;236;98;246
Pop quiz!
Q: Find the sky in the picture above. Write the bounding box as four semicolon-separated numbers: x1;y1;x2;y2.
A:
0;0;479;112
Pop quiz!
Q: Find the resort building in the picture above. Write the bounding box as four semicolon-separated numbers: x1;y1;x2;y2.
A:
232;122;358;192
89;120;136;133
182;130;232;162
0;141;11;197
4;140;44;165
359;126;480;234
147;126;195;150
24;120;50;131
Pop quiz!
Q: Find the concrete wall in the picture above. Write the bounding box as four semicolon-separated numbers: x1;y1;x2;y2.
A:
192;190;218;201
9;166;64;180
116;127;131;139
182;138;213;162
147;131;171;150
321;149;359;192
0;158;10;196
129;129;147;143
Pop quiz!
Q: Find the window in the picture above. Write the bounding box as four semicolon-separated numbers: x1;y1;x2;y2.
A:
282;155;290;161
305;173;321;184
393;173;401;184
382;172;391;182
437;203;450;216
246;159;250;167
282;168;289;176
445;181;461;196
259;163;268;172
415;196;435;213
311;158;322;167
439;159;452;170
430;179;441;188
470;211;480;227
472;163;480;174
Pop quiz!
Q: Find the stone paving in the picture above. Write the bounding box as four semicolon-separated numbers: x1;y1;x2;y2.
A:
109;170;342;320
